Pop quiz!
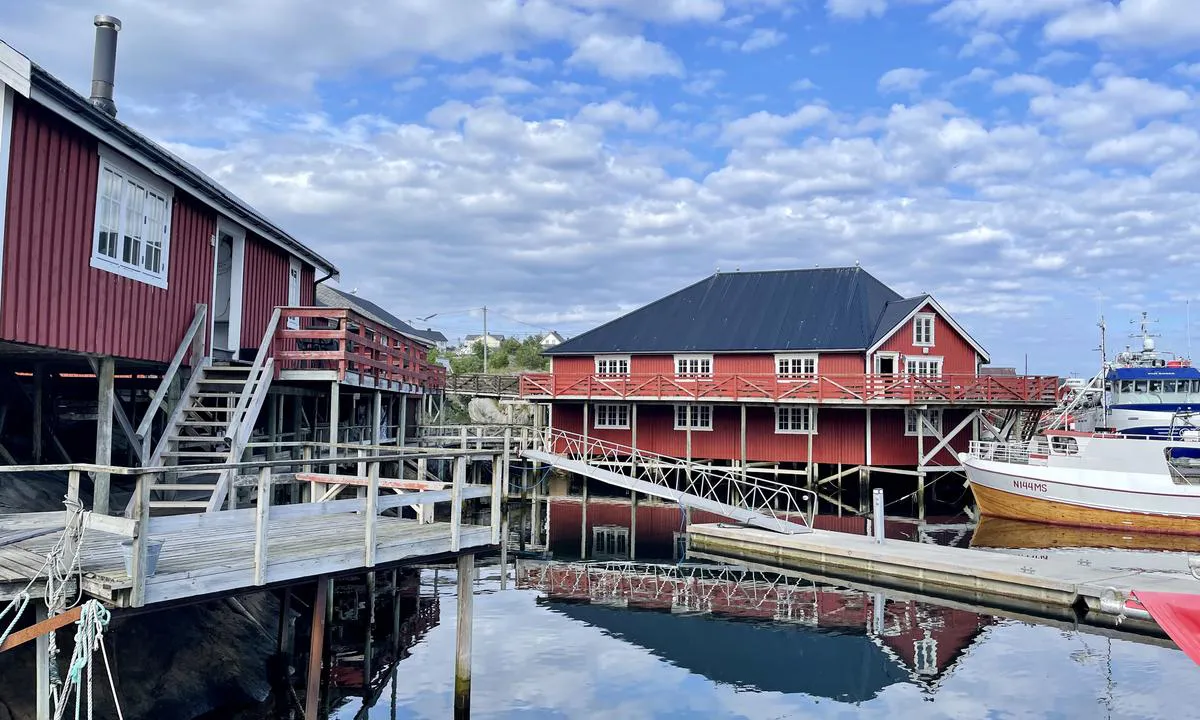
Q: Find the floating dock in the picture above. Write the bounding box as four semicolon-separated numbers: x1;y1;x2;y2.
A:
687;523;1200;631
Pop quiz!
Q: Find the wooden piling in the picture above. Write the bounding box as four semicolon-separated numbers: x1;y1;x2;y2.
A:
94;356;115;515
35;604;50;720
454;553;474;720
580;477;588;560
630;491;638;560
304;576;329;720
32;365;43;463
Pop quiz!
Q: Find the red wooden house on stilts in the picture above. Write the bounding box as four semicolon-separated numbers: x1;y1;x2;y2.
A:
521;267;1057;516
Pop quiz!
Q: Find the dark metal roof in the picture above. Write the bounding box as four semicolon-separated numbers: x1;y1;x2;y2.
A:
316;286;442;347
28;64;338;277
546;267;913;355
869;295;929;347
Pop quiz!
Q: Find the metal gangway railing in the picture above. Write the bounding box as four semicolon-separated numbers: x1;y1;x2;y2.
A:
525;428;814;534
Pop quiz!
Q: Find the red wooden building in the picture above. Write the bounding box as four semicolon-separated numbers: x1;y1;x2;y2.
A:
0;23;444;513
521;268;1057;513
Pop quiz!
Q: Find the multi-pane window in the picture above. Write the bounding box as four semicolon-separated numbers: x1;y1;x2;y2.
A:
905;408;943;436
913;313;935;346
675;355;713;378
91;155;172;288
906;358;943;377
776;354;818;378
674;404;713;430
593;403;630;429
595;355;630;376
775;406;816;434
592;526;629;559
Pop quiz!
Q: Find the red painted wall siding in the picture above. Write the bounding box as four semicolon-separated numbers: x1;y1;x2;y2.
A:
869;408;969;466
240;236;310;349
300;265;315;306
551;402;872;464
875;302;978;374
552;352;868;377
0;98;216;363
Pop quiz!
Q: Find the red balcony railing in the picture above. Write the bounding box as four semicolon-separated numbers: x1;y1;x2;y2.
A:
273;307;446;391
519;372;1059;405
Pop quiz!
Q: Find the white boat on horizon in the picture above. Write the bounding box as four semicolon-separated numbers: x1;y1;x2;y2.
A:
960;431;1200;536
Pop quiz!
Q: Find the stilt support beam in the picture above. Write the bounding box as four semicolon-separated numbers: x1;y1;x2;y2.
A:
455;553;474;720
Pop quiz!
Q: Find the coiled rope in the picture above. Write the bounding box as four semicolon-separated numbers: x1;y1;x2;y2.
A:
52;600;123;720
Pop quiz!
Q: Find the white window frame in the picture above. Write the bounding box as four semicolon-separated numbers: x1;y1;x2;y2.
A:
592;526;630;559
775;406;817;435
90;148;173;289
913;313;935;347
905;356;943;377
595;354;630;377
674;404;713;431
593;403;630;430
674;354;713;379
776;353;819;379
905;408;943;436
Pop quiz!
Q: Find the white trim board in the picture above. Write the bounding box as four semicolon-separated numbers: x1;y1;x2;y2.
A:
0;87;13;316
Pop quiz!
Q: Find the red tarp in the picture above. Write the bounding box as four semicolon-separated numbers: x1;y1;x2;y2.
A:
1130;591;1200;666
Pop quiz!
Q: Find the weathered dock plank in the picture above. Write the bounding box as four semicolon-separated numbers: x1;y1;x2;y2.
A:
687;523;1200;620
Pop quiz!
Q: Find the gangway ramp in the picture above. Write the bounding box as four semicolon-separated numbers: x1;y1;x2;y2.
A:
524;430;812;535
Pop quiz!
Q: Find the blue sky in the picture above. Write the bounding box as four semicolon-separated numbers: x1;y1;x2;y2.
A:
7;0;1200;375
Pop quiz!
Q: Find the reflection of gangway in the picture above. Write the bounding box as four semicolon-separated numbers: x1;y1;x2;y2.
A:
523;429;813;534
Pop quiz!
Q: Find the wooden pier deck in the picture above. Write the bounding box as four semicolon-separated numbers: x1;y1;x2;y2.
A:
687;523;1200;628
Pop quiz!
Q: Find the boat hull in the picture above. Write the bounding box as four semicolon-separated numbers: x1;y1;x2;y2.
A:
963;457;1200;536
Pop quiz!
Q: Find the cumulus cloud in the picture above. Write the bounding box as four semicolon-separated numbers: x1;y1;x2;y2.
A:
567;34;685;79
827;0;889;19
1045;0;1200;46
741;28;787;52
958;32;1019;64
575;100;661;131
878;68;933;94
719;105;833;146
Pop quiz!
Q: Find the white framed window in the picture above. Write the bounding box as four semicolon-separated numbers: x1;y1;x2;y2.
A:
595;355;630;376
905;408;943;436
674;404;713;431
675;354;713;379
913;313;935;347
905;357;943;377
775;406;816;434
592;526;629;559
593;403;630;429
90;150;173;288
776;353;818;378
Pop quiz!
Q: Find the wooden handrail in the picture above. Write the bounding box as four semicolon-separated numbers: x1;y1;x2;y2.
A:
225;307;281;443
136;304;208;447
210;358;275;512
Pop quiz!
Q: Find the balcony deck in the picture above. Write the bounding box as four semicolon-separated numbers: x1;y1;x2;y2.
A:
519;372;1060;407
273;307;446;393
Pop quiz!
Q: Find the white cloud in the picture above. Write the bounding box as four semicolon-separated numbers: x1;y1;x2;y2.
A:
878;67;933;94
827;0;888;19
560;0;727;23
993;73;1057;96
446;69;540;94
1085;122;1200;165
1028;76;1192;138
1034;50;1086;70
1173;63;1200;80
575;100;661;131
933;0;1091;27
741;28;787;52
1045;0;1200;47
791;77;819;91
567;34;685;79
959;32;1019;64
719;105;832;146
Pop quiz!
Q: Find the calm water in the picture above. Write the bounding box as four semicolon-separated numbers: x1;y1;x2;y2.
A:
323;555;1200;720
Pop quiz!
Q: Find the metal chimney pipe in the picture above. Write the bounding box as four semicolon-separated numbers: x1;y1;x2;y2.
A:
90;15;122;117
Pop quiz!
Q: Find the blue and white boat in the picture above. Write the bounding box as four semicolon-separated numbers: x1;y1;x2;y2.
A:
1095;315;1200;437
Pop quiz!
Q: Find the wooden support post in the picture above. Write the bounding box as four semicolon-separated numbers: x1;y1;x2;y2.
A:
580;475;588;560
917;408;926;521
454;553;474;720
491;449;504;545
32;365;43;463
326;381;339;487
304;576;329;720
372;390;382;446
417;457;431;523
303;445;315;503
94;356;115;515
266;392;279;462
630;491;638;561
399;394;407;449
499;506;509;591
365;460;379;567
67;470;81;505
254;466;271;585
451;456;465;552
129;473;152;607
364;571;376;687
278;587;294;657
36;603;50;720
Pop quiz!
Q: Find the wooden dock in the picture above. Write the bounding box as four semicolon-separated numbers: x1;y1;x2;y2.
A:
687;523;1200;629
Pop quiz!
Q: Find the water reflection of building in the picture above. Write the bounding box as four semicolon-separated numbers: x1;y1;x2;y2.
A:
313;571;441;715
517;561;992;695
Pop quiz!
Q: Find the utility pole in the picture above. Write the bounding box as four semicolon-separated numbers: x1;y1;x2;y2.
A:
482;305;489;374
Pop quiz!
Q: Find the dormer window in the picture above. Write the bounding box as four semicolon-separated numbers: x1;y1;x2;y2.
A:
913;313;935;347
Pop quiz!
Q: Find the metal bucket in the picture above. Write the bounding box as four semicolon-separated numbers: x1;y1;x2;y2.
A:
120;539;164;577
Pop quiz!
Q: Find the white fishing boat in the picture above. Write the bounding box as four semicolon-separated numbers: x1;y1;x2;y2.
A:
960;431;1200;536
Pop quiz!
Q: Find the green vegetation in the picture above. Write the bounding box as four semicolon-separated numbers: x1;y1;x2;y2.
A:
429;335;549;374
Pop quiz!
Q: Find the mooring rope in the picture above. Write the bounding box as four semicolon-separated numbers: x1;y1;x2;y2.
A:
0;591;30;647
52;599;124;720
